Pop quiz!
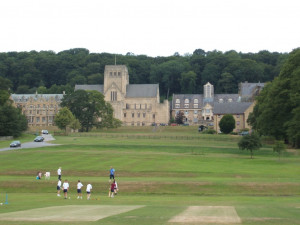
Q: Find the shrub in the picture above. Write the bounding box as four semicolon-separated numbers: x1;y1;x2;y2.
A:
202;129;217;134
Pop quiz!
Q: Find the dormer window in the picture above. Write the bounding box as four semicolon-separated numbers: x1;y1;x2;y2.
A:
194;99;198;104
185;99;189;104
228;98;232;102
175;99;180;103
219;98;224;103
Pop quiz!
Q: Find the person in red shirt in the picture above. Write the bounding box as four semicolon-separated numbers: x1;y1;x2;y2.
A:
109;180;116;198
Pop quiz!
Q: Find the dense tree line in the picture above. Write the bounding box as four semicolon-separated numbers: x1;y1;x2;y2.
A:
0;48;289;98
248;48;300;148
0;77;27;137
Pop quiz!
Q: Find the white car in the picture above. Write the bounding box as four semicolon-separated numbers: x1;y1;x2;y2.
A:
42;130;49;134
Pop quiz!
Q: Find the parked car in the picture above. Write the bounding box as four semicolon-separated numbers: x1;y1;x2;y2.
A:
10;141;21;148
239;131;249;136
34;136;44;142
42;130;49;134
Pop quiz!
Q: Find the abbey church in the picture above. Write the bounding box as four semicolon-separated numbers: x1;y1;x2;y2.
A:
75;65;170;126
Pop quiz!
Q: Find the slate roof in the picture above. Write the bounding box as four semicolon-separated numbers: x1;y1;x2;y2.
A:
214;94;240;103
213;102;252;114
11;94;64;102
75;85;104;93
75;84;158;98
126;84;158;98
172;94;203;109
240;82;264;96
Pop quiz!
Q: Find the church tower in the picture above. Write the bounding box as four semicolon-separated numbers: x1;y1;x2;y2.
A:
103;65;129;102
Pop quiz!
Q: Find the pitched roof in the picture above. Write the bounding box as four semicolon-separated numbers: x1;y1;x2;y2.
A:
240;82;264;96
75;85;104;93
126;84;158;98
214;94;240;103
11;94;64;102
172;94;203;109
75;84;158;98
213;102;252;114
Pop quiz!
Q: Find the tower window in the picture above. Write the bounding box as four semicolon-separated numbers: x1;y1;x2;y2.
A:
110;91;117;101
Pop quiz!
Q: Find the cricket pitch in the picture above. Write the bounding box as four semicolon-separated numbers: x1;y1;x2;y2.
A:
0;205;144;222
169;206;241;224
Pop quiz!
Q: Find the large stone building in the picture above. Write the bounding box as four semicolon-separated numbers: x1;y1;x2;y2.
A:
171;82;264;132
10;93;64;127
75;65;169;126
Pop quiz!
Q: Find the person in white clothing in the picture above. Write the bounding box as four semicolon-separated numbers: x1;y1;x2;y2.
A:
57;179;62;196
86;183;92;200
77;180;84;199
57;167;62;180
62;179;69;199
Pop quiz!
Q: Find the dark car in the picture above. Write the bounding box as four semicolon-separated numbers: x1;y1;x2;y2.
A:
34;136;44;142
10;141;21;147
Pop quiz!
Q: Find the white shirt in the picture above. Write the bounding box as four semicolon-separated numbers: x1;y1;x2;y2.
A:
86;184;92;192
57;168;61;175
115;181;118;189
57;180;61;187
77;182;83;190
63;182;69;190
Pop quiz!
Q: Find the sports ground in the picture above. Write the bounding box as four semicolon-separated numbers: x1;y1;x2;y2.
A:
0;126;299;225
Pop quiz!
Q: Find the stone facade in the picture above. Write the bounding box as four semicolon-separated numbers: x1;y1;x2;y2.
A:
213;102;254;133
172;82;263;131
75;65;169;126
10;93;64;127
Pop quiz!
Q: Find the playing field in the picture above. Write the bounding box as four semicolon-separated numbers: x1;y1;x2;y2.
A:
0;126;299;225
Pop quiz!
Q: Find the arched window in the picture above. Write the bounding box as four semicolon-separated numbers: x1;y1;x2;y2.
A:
175;99;180;103
194;99;198;104
228;98;232;102
219;98;224;103
185;99;189;104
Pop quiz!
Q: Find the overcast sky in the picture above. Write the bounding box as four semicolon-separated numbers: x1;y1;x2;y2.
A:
0;0;299;57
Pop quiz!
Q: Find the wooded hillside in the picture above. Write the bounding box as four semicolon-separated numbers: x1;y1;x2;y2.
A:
0;48;288;98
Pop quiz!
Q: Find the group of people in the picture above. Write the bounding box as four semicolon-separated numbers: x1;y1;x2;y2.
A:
55;166;118;199
109;166;118;198
56;167;93;200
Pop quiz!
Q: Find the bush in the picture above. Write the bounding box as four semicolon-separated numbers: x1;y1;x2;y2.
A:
202;129;217;134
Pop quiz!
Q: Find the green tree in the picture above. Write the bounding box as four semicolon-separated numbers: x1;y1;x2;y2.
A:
180;71;197;93
61;90;120;131
238;132;262;159
217;72;235;93
273;140;286;160
175;111;184;124
69;118;81;131
0;104;27;137
54;107;75;134
219;114;235;134
248;48;300;147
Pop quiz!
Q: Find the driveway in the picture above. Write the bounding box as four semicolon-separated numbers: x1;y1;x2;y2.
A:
0;134;60;152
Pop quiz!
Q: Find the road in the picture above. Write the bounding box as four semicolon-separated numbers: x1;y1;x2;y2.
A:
0;134;60;152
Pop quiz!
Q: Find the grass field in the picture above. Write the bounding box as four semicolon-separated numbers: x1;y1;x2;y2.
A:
0;126;300;225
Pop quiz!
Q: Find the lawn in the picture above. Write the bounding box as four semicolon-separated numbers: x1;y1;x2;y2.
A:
0;126;299;224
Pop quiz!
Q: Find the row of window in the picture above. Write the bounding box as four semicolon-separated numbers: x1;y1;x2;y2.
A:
18;104;58;109
27;116;54;123
175;98;233;104
126;104;151;110
23;109;57;115
175;103;199;108
217;114;240;118
124;112;155;119
176;99;199;104
109;71;122;76
130;122;146;126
